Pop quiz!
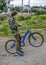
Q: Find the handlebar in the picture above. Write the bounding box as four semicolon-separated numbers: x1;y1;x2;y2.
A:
19;20;31;30
21;22;28;28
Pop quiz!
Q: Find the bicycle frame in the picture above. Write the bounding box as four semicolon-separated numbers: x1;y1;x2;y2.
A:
20;29;36;46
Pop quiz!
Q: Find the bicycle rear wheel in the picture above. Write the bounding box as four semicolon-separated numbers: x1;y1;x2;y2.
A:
5;40;16;54
29;32;44;47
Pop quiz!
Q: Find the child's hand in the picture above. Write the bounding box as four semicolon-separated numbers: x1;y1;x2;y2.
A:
18;23;22;26
19;23;22;25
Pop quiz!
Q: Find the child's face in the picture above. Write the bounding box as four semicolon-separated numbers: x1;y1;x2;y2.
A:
13;15;17;19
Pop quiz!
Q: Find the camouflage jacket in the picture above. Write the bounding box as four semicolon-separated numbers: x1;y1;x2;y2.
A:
8;18;19;35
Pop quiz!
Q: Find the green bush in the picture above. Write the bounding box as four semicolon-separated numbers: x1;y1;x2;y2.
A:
2;25;9;36
17;15;25;21
0;21;2;24
10;6;21;12
0;15;7;21
17;15;31;21
40;15;46;19
25;16;31;20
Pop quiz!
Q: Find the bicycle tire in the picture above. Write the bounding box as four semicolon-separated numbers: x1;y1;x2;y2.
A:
29;32;44;47
5;40;16;54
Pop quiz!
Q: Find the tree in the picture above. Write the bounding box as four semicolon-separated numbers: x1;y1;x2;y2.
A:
0;1;7;11
10;6;21;12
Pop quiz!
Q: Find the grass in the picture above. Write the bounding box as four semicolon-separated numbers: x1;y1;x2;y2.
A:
0;14;46;37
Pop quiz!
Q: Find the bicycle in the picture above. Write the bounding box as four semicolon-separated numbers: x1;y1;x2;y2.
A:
5;22;44;54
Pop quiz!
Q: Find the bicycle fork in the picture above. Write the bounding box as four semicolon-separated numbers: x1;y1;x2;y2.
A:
29;32;37;41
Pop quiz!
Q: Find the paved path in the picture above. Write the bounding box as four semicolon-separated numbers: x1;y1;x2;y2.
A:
0;37;46;65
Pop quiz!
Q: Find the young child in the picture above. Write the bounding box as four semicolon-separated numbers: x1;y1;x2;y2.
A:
8;12;24;56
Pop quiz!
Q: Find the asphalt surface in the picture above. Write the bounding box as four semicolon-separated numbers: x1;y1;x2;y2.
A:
0;37;46;65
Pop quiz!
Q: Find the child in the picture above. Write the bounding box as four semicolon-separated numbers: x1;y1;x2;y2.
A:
8;12;24;56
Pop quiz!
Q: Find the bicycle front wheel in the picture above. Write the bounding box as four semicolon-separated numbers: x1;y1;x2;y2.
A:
29;32;44;47
5;40;16;54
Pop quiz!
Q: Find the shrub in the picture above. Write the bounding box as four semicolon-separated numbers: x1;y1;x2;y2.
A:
40;15;46;19
17;15;31;21
17;15;25;21
2;25;9;36
25;16;31;20
10;6;21;12
0;15;7;21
